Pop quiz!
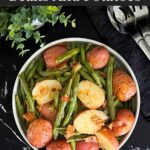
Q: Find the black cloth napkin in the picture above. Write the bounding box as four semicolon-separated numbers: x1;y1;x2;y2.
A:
86;6;150;120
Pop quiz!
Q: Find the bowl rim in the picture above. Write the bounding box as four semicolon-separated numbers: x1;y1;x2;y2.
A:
12;37;140;150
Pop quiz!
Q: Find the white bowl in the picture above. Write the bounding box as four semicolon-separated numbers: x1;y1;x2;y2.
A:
12;38;140;150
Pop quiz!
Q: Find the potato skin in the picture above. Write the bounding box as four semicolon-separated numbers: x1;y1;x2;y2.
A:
100;128;119;150
27;119;52;148
40;103;57;125
46;140;71;150
76;140;99;150
44;45;67;69
110;109;135;137
87;46;110;69
96;127;119;150
112;69;136;101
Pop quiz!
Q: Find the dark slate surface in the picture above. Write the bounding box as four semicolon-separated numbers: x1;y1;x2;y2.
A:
0;6;150;150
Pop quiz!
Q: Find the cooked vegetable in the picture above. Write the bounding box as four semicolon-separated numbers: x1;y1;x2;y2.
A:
113;69;137;101
39;67;70;77
79;69;94;83
32;80;62;105
110;109;135;137
54;91;60;109
67;134;89;143
95;127;119;150
44;46;67;69
23;112;36;123
70;141;76;150
19;73;35;112
40;103;58;125
87;46;110;69
56;48;80;64
77;80;105;109
53;64;81;140
25;60;36;78
63;74;80;126
27;62;38;82
15;95;25;119
74;110;107;134
76;140;99;150
80;46;102;86
16;41;137;149
46;140;72;150
106;57;116;120
27;119;52;148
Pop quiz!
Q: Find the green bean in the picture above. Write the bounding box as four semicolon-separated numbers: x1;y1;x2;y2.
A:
19;73;35;113
33;72;41;79
60;75;71;83
63;74;80;126
25;60;36;78
106;57;115;120
37;56;45;75
15;94;25;118
54;91;59;109
67;135;88;143
39;67;70;77
56;48;80;64
70;141;76;150
85;43;92;52
53;76;74;140
79;69;94;82
64;72;71;77
96;71;106;87
27;62;38;82
19;81;26;101
80;46;102;87
36;77;52;82
53;64;81;139
73;100;78;119
29;78;35;91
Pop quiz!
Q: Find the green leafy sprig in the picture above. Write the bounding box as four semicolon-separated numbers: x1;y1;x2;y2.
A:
0;6;76;56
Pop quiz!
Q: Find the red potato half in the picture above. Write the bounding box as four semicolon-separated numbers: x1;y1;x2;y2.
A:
87;46;110;69
27;119;52;148
44;45;67;69
110;109;135;137
73;110;107;134
95;127;119;150
77;80;105;109
46;140;71;150
40;103;57;125
76;140;99;150
112;69;137;101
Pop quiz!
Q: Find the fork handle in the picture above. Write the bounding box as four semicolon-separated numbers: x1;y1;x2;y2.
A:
132;32;150;60
140;25;150;47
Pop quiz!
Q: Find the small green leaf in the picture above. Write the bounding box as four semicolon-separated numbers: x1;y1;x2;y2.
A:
25;30;33;39
9;31;15;38
40;43;45;47
59;13;66;23
15;37;26;43
71;20;76;28
17;44;24;50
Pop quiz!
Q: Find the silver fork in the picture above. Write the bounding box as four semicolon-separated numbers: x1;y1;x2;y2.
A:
130;6;150;47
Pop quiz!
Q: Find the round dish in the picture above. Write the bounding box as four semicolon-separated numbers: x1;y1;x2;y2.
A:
12;38;140;150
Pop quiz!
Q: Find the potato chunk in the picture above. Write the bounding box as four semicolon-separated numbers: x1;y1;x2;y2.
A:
73;110;107;134
32;80;62;105
95;128;119;150
77;80;105;109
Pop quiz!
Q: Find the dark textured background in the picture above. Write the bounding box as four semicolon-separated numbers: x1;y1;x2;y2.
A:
0;6;150;150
